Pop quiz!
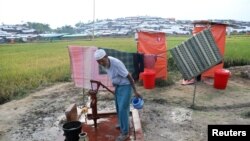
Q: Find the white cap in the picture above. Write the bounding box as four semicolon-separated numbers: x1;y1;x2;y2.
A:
94;49;106;60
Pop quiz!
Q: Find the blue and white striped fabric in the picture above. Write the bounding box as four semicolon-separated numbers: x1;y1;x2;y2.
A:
170;29;223;80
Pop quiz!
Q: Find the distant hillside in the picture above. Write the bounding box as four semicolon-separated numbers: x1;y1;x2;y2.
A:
1;16;250;43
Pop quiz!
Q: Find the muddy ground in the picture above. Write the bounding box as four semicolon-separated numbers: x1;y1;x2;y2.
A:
0;66;250;141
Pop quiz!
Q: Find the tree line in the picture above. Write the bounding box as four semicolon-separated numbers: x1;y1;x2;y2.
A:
26;22;79;34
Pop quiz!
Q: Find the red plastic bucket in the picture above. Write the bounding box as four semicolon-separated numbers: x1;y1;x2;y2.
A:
214;69;231;89
142;69;156;89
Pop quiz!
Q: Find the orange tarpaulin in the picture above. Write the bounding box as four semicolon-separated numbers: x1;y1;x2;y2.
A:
137;31;167;79
193;21;227;79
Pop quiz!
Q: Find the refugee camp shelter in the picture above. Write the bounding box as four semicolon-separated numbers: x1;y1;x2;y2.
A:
136;29;167;79
192;21;228;80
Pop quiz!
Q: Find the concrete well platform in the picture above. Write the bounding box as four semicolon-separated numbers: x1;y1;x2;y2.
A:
57;109;144;141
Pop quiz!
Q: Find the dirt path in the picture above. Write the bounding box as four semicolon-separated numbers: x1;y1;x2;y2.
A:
0;66;250;141
0;82;83;141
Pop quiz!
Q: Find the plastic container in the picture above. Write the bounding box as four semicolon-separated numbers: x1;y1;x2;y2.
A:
63;121;82;141
142;69;156;89
214;69;231;89
131;97;144;109
79;132;89;141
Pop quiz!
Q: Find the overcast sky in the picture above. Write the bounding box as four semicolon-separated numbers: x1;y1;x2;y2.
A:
0;0;249;29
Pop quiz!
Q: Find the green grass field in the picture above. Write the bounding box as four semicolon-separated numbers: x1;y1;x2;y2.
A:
224;36;250;65
0;35;250;104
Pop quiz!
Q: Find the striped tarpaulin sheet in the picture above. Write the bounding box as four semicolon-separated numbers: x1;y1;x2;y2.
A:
170;29;223;80
98;48;135;74
98;48;144;81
